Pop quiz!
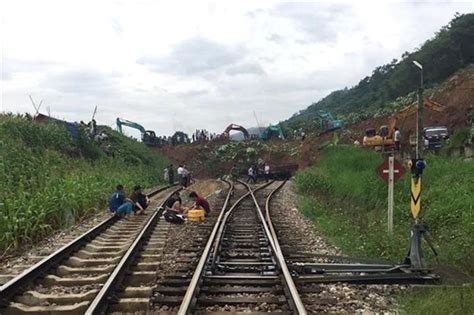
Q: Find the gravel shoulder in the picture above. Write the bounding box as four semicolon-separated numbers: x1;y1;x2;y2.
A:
274;180;407;314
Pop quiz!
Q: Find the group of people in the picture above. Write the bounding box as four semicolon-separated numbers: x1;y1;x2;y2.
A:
164;191;210;217
192;129;225;142
108;184;150;217
108;183;211;225
163;164;192;187
230;163;271;183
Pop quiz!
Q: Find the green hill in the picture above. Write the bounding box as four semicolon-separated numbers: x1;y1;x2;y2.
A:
283;13;474;131
0;114;169;251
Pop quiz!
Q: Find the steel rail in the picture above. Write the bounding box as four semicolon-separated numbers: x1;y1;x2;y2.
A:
85;185;182;315
0;184;174;306
177;181;272;315
246;180;306;315
209;180;274;271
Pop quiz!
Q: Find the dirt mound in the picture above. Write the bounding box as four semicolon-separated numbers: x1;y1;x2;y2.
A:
155;65;474;178
156;138;321;179
345;64;474;145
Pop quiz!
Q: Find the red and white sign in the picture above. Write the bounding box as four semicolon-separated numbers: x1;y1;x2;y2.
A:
376;158;405;183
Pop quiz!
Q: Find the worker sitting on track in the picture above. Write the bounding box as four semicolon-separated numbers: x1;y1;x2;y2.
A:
164;191;186;224
165;191;185;215
189;191;210;216
108;184;134;217
130;185;150;215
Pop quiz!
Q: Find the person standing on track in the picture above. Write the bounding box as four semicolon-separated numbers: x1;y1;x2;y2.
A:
182;165;190;187
163;167;169;183
168;164;175;185
230;164;239;181
246;166;256;184
264;163;270;182
177;164;185;187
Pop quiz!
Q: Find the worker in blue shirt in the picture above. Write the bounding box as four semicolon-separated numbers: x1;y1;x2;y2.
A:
108;184;134;217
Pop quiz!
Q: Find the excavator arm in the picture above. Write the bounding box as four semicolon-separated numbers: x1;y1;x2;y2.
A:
387;98;445;135
223;124;250;140
116;118;147;136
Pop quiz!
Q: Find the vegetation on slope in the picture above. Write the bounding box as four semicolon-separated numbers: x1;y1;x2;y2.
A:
284;13;474;130
0;115;168;251
294;146;474;275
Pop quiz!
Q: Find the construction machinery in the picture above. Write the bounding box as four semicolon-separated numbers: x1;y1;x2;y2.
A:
116;118;160;147
363;98;445;150
260;124;285;140
222;124;250;140
362;126;395;151
387;98;445;136
317;110;343;134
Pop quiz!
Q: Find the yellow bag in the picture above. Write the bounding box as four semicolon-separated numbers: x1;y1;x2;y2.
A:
187;209;205;222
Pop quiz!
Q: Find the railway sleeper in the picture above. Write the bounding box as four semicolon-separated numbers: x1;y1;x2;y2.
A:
132;261;160;271
197;295;287;305
2;300;90;315
13;289;98;305
84;243;130;252
201;286;283;294
108;298;149;313
65;256;122;267
74;248;126;259
125;271;155;285
55;264;115;275
118;286;153;298
41;273;109;286
193;311;292;315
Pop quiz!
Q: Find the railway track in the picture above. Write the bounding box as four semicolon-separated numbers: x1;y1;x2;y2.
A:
177;180;306;314
0;184;181;315
0;179;438;314
266;181;438;313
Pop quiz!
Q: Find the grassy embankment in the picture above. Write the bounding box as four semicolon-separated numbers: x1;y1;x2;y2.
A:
0;115;168;253
294;145;473;314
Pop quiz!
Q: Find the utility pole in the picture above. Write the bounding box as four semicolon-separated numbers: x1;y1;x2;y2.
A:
404;60;437;271
413;60;424;159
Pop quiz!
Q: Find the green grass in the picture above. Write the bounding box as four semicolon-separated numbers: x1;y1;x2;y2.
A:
399;286;474;315
295;145;474;314
294;145;474;274
0;115;169;251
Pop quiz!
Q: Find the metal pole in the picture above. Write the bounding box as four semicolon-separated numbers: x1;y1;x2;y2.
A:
388;156;394;235
416;69;424;159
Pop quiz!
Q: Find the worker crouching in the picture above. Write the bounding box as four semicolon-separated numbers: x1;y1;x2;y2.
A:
187;191;210;222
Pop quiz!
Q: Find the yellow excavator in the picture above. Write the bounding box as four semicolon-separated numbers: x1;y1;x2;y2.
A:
363;98;445;150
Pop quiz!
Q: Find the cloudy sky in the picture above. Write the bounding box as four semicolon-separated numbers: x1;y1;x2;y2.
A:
1;1;472;138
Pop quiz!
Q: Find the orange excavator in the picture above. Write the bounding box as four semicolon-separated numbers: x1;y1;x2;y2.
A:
363;98;445;150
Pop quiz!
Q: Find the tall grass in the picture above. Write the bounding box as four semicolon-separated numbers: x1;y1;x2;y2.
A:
0;115;169;251
294;145;474;274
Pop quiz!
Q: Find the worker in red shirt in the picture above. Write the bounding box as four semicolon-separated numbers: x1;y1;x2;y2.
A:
189;191;210;216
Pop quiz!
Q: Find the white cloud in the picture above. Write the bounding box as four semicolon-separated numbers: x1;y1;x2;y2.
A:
1;0;473;136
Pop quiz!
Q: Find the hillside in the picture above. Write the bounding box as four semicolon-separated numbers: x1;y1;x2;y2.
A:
283;13;474;131
0;114;169;252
